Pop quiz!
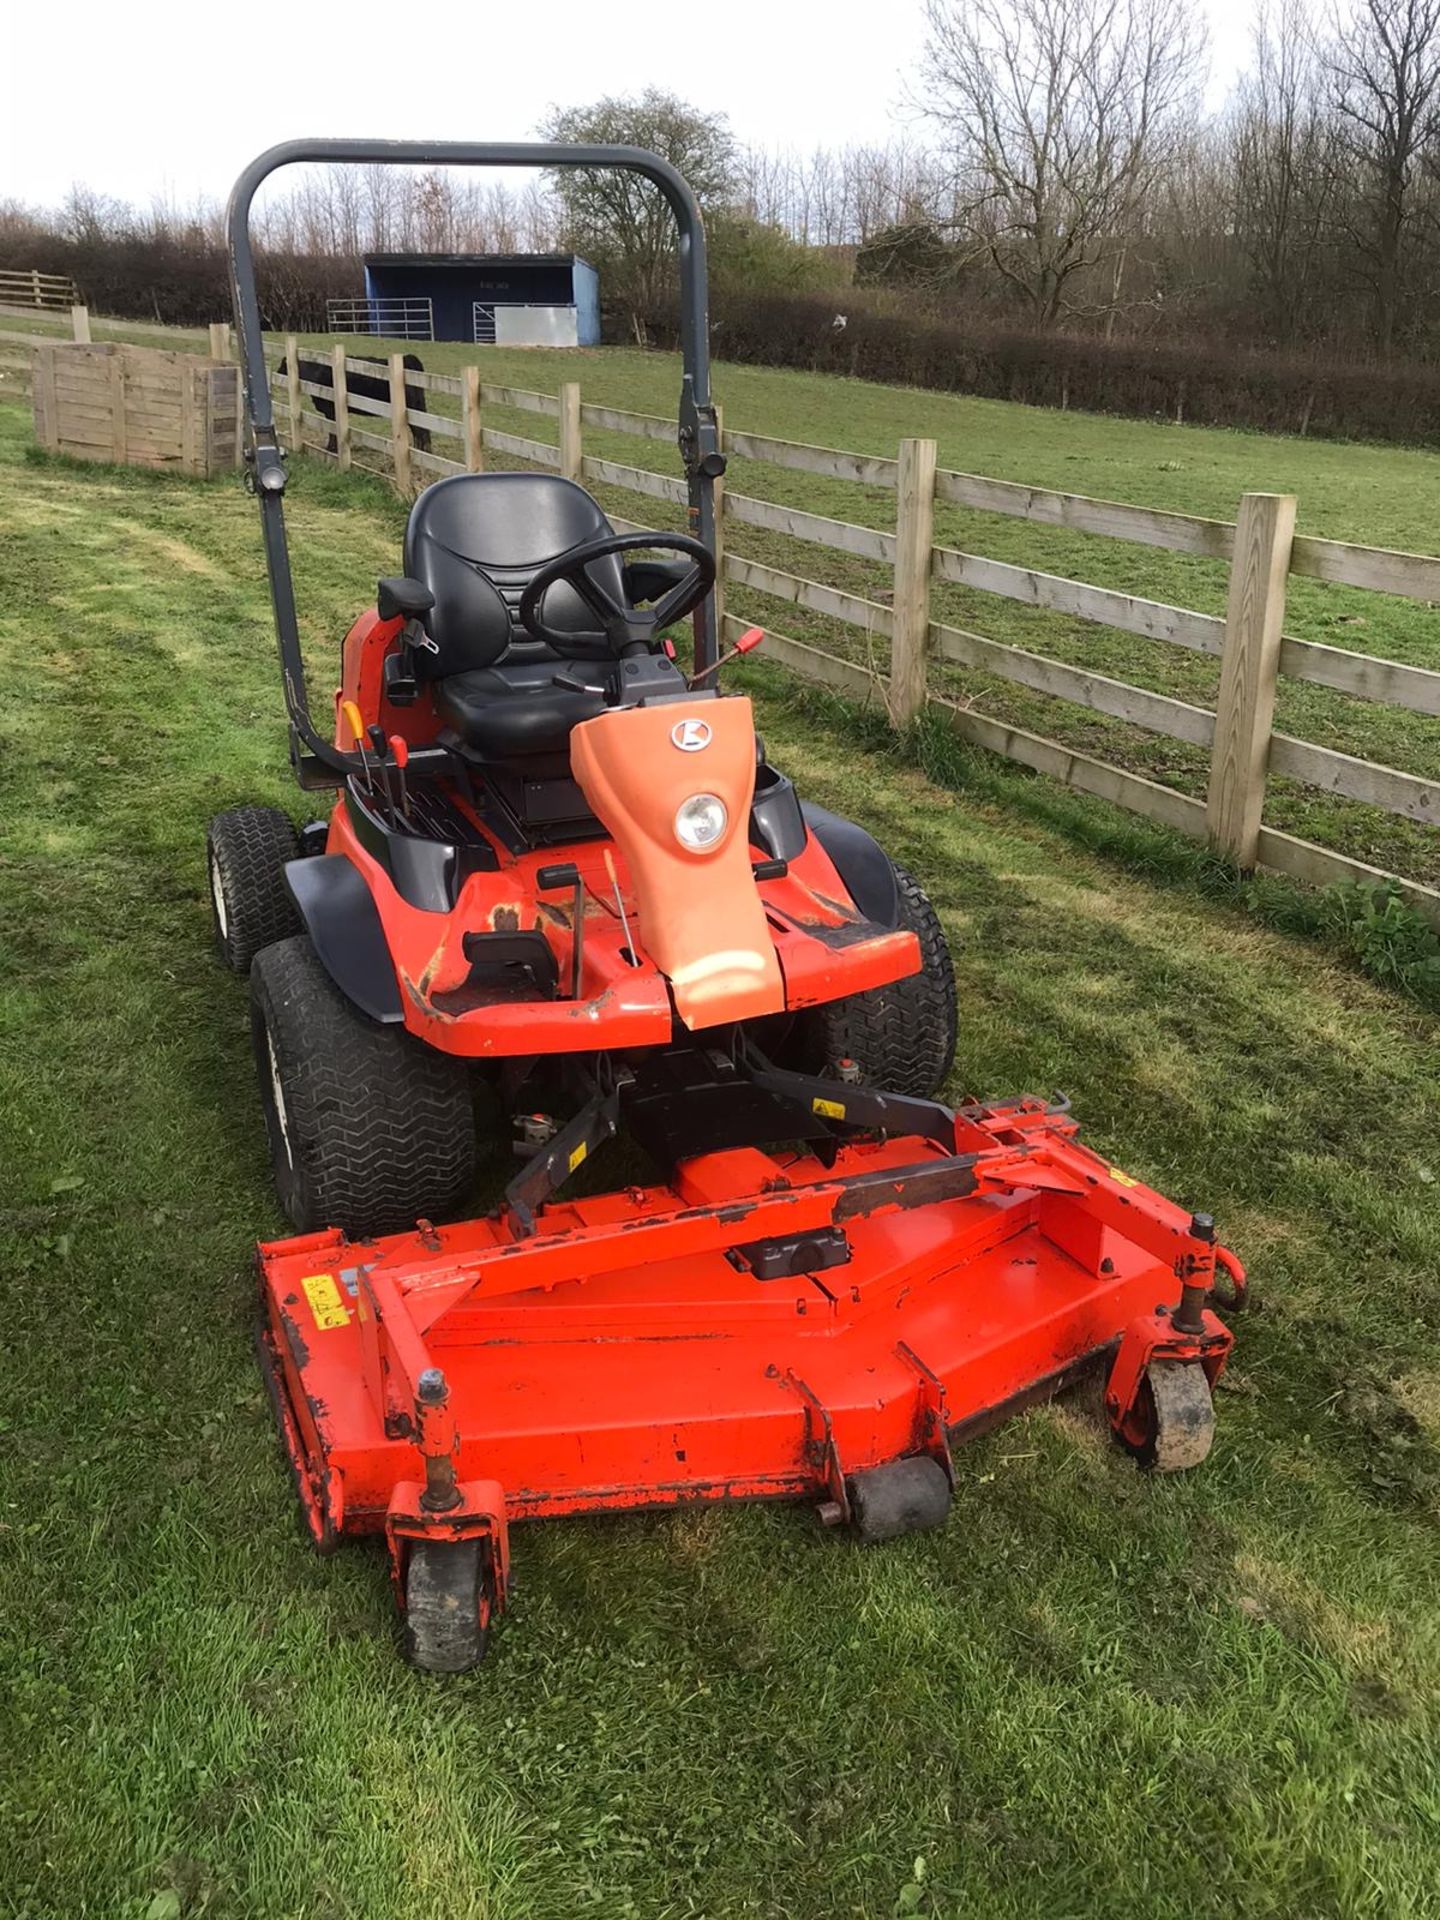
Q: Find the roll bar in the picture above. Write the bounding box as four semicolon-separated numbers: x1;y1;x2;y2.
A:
225;140;725;785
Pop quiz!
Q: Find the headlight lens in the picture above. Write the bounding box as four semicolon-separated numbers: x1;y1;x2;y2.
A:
674;792;728;852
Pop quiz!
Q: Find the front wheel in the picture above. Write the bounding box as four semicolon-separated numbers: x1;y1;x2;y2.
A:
250;934;476;1238
785;863;957;1098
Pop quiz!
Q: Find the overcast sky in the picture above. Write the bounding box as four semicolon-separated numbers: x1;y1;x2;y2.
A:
6;0;1255;214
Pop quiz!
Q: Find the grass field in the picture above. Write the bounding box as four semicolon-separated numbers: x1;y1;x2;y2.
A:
2;396;1439;1919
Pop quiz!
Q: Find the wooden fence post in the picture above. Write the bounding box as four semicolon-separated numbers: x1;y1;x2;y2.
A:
1206;491;1297;870
887;436;938;727
331;343;351;470
463;364;483;471
284;333;302;454
70;305;91;344
558;380;582;483
712;402;726;633
208;320;230;360
389;351;412;496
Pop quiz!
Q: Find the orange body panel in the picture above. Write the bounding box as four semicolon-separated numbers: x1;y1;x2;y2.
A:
570;696;785;1027
317;655;920;1054
335;609;441;751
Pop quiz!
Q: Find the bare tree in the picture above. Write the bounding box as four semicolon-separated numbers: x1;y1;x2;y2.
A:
1326;0;1440;352
916;0;1208;326
1227;0;1339;343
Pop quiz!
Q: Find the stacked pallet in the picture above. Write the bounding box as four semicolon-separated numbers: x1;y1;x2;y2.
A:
31;341;240;477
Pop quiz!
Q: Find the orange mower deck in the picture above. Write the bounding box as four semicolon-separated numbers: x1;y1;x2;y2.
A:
256;1097;1242;1641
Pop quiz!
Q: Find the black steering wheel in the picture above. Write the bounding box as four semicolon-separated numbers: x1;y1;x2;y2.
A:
518;530;716;657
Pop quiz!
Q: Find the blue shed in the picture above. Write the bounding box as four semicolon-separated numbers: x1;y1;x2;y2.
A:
354;253;600;345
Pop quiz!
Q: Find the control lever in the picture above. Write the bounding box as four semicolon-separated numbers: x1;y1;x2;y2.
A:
341;700;373;792
536;862;586;998
688;626;764;689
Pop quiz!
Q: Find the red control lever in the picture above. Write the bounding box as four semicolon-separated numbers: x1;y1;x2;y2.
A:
688;627;764;688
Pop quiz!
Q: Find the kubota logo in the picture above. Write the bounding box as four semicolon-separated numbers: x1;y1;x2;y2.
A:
670;718;712;752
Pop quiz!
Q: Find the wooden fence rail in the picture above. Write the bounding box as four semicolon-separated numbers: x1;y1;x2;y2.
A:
0;268;79;312
233;338;1440;930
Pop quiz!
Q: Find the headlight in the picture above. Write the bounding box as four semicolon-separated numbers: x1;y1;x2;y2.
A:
674;792;728;852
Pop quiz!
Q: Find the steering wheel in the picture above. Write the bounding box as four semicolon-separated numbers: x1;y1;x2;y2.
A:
518;530;716;657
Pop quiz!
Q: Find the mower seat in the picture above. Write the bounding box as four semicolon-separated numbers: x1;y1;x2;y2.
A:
434;660;612;761
403;471;624;763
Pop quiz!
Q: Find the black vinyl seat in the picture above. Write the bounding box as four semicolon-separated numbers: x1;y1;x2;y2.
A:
403;471;624;762
435;660;611;760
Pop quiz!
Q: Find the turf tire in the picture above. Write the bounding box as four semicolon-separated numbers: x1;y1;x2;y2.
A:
207;806;301;973
787;863;957;1098
250;934;476;1238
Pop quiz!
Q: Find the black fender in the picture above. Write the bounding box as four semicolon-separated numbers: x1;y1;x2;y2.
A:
800;803;900;928
284;856;404;1023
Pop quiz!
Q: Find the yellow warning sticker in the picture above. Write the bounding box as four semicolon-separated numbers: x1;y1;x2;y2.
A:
812;1096;847;1121
568;1141;588;1174
1108;1166;1140;1189
302;1272;351;1331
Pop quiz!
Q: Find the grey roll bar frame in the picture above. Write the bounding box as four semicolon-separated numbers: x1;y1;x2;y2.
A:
225;139;725;785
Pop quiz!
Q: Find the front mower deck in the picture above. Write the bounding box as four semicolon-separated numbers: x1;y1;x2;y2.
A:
257;1097;1238;1573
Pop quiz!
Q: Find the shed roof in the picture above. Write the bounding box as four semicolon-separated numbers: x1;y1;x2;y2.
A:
362;251;595;271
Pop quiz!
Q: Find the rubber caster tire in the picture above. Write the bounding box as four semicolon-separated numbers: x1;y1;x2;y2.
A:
250;934;476;1238
784;863;957;1098
1115;1362;1215;1472
403;1540;492;1674
847;1454;952;1543
207;806;301;973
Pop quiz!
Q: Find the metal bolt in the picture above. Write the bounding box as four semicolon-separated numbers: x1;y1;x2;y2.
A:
1189;1211;1216;1243
417;1367;447;1405
817;1500;845;1528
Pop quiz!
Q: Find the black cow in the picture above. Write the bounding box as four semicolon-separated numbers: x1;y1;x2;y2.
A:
276;351;432;459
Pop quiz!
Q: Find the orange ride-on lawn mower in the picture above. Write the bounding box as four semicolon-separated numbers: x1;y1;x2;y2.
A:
211;140;1245;1672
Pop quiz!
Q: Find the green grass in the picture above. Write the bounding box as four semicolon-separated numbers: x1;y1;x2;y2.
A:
3;403;1440;1920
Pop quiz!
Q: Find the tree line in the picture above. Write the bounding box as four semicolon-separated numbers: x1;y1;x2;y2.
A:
5;0;1440;392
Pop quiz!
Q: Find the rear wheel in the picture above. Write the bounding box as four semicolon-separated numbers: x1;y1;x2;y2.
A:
207;806;301;973
787;863;957;1098
250;934;476;1237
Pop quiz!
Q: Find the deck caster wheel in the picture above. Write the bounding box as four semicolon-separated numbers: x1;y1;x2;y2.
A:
846;1455;952;1543
402;1540;492;1674
1114;1362;1215;1472
206;806;301;973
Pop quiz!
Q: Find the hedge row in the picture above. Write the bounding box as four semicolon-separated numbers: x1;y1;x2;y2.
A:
0;234;349;332
705;292;1440;447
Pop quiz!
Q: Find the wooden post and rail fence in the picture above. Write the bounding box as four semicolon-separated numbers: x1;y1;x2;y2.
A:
1;307;1436;925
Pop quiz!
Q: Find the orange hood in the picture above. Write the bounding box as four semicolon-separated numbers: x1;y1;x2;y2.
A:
569;696;785;1029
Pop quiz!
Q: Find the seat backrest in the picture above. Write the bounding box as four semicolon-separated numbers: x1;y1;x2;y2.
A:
402;472;623;675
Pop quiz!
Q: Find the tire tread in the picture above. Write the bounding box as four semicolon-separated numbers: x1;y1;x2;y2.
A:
250;934;475;1237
